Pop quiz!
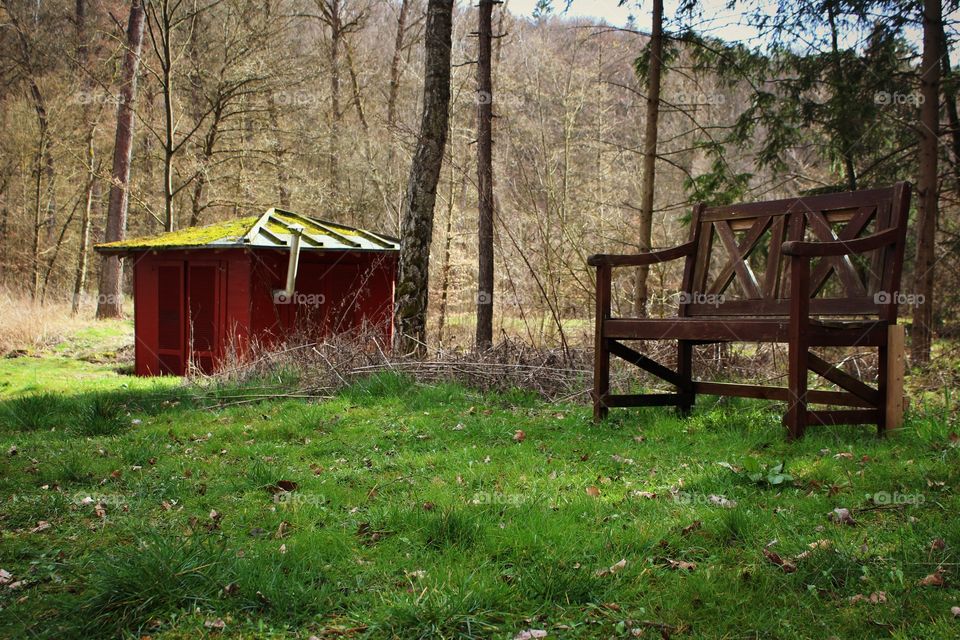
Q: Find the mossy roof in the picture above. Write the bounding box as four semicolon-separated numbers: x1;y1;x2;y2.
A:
95;209;399;255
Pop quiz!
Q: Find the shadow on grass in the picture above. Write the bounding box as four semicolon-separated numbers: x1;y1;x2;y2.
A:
0;385;198;436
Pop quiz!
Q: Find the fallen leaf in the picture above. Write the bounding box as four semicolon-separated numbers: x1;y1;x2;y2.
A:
612;454;635;465
514;630;547;640
405;569;427;579
681;521;702;536
918;569;945;587
30;521;51;534
951;606;960;618
268;480;299;494
278;544;287;554
762;548;797;573
7;445;17;456
422;501;435;511
632;491;656;499
808;539;832;550
709;494;737;508
633;435;646;443
7;580;26;590
665;558;697;571
203;618;226;632
94;503;107;519
513;430;526;443
834;452;854;460
0;569;12;585
585;486;600;497
275;521;292;539
828;508;856;526
931;538;946;551
850;591;887;604
596;558;627;577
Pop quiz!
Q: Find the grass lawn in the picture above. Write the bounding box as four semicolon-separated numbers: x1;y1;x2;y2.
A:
0;356;958;639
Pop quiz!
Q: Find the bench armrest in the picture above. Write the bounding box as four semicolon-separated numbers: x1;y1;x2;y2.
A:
781;227;899;258
587;240;696;267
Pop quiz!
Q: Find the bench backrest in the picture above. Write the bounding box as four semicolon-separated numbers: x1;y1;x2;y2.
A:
680;183;911;321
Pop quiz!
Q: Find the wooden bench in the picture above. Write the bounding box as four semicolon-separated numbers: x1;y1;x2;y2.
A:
588;183;911;439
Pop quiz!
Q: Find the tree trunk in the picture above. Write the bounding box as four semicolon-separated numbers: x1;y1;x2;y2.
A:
97;0;145;319
386;0;409;130
633;0;663;317
911;0;942;363
394;0;454;355
475;0;495;349
939;20;960;186
328;0;342;192
73;0;96;314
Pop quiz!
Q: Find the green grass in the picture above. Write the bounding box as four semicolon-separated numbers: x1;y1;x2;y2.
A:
0;357;958;639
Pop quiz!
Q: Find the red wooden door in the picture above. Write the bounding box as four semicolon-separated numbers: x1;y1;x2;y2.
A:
187;263;221;374
156;263;185;375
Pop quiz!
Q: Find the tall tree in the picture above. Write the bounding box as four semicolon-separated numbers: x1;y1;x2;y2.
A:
632;0;663;317
475;0;496;348
96;0;145;319
72;0;98;314
911;0;944;363
394;0;454;355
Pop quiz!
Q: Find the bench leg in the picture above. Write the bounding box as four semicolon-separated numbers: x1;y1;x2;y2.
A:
786;339;808;441
677;340;694;417
878;324;905;436
592;265;611;422
593;338;610;421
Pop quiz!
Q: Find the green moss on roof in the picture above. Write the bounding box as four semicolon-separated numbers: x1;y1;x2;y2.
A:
97;217;258;250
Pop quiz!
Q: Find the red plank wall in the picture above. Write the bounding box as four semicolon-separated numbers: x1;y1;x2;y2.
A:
132;248;395;376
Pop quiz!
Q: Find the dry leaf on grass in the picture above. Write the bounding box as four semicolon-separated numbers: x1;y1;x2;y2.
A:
828;508;856;525
918;569;945;587
514;630;547;640
850;592;887;604
762;548;797;573
0;569;12;585
709;494;737;508
951;606;960;618
203;618;226;632
681;521;702;536
665;558;697;571
596;559;627;577
930;538;946;551
30;521;51;534
585;486;601;497
632;491;657;499
513;430;526;443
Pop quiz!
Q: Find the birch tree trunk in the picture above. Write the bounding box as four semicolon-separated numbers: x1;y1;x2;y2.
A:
394;0;453;355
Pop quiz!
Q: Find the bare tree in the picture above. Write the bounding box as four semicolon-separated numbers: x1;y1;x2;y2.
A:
911;0;944;363
395;0;453;355
96;0;145;319
633;0;663;317
475;0;496;348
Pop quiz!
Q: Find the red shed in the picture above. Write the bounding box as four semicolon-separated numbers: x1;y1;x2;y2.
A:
95;209;399;376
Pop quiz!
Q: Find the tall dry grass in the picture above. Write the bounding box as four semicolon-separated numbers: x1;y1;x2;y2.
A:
0;289;112;355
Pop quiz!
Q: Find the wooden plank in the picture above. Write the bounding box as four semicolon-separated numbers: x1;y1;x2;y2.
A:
601;393;682;408
608;340;682;387
807;206;874;296
693;381;873;407
706;215;770;298
807;352;881;405
885;324;906;430
712;220;763;298
762;216;786;299
701;186;895;221
806;409;880;426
